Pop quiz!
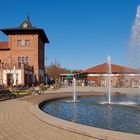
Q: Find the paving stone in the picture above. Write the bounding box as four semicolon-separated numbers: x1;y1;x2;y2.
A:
0;87;140;140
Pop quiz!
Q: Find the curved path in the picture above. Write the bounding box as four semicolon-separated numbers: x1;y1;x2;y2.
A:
0;86;140;140
0;94;92;140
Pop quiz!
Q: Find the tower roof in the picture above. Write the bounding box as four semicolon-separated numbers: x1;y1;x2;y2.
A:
0;17;49;43
19;16;34;29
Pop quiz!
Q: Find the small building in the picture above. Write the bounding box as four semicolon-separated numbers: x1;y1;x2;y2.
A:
0;17;49;87
60;74;75;86
80;63;140;87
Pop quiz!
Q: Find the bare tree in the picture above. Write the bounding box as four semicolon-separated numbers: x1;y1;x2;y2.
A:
47;61;70;81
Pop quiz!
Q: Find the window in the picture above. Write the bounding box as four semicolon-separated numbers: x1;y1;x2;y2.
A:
17;40;30;46
25;56;28;62
21;40;25;46
25;56;28;65
22;56;24;63
18;56;21;67
18;56;29;65
17;40;25;46
17;40;22;46
18;56;21;62
25;40;30;46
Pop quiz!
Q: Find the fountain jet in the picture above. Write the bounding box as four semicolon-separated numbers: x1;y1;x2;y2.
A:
73;77;77;102
129;5;140;87
107;55;112;104
130;5;140;68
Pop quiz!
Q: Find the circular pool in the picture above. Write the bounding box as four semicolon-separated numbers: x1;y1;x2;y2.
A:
41;94;140;134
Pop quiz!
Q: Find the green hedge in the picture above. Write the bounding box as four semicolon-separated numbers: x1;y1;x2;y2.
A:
11;89;26;94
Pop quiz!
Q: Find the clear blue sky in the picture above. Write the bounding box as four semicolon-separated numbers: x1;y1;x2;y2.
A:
0;0;139;70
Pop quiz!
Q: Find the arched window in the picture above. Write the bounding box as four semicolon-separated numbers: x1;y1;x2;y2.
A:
18;56;21;62
22;56;24;64
25;56;28;62
18;56;21;67
25;56;28;65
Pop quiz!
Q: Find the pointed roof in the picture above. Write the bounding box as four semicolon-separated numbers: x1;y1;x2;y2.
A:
19;16;34;29
82;63;139;74
0;17;49;43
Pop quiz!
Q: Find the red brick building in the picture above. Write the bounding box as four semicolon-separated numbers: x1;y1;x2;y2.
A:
81;63;140;87
0;17;49;87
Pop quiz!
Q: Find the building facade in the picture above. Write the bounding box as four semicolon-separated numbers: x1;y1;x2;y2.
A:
0;17;49;87
80;63;140;87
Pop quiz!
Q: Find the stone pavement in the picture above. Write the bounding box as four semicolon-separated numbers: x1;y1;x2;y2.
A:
0;86;140;140
43;86;140;94
0;95;94;140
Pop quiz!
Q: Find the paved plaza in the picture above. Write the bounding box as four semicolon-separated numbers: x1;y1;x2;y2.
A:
0;86;140;140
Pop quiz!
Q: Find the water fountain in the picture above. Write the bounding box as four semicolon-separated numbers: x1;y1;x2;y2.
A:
130;5;140;69
107;55;112;104
40;5;140;135
100;55;112;105
12;65;17;86
65;76;78;103
72;77;77;102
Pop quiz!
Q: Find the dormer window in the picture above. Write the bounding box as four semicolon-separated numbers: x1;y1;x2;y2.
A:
23;22;28;28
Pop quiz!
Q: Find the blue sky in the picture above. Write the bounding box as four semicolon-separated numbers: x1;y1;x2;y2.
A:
0;0;140;70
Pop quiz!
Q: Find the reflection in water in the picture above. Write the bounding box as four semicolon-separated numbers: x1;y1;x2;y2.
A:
72;77;77;102
52;102;59;115
71;103;78;122
106;105;112;129
41;95;140;134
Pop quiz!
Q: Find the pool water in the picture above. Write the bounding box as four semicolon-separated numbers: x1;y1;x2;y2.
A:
41;94;140;134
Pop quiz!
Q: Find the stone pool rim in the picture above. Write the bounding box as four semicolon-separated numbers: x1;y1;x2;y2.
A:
30;92;140;140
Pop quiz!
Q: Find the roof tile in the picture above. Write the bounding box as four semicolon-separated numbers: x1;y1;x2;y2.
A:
0;42;9;49
82;63;139;73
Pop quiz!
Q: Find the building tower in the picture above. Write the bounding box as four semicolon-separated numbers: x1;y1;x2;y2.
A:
0;17;49;86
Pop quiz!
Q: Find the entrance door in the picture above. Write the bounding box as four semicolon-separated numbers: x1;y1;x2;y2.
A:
7;74;12;87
